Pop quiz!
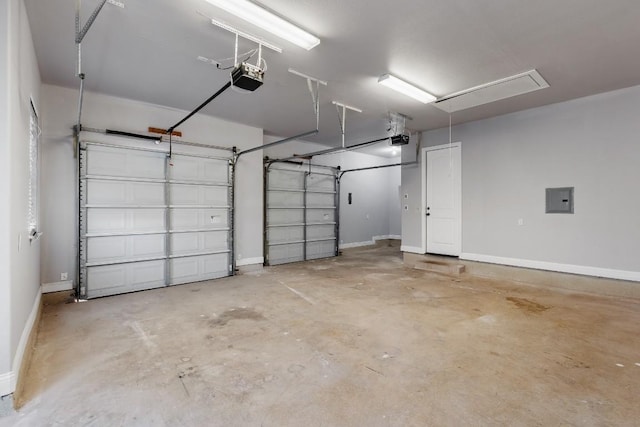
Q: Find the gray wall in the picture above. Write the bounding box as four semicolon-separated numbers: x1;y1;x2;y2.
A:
387;166;401;236
40;84;264;286
337;153;401;245
402;84;640;278
400;134;422;251
0;0;11;386
1;0;42;395
265;137;402;246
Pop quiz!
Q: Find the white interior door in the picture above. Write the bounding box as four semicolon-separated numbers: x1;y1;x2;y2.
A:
424;144;461;256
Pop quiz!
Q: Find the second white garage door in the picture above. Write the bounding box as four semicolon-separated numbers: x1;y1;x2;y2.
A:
264;161;339;266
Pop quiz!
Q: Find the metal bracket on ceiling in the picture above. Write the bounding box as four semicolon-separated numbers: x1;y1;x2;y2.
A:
75;0;122;133
236;70;327;160
203;15;283;54
332;101;362;148
76;0;123;74
388;111;412;136
200;10;281;68
288;68;327;131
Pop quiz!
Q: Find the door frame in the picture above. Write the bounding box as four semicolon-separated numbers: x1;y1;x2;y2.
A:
421;142;462;254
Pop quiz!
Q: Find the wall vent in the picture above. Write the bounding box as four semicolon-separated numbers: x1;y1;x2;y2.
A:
433;70;549;113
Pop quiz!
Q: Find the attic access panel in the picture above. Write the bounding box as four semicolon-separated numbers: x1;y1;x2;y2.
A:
434;70;549;113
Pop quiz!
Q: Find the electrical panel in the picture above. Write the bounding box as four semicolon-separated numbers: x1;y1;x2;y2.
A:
546;187;574;214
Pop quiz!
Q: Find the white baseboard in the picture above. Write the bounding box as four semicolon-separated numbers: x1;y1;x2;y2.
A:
10;289;42;394
340;241;373;249
1;288;42;396
460;253;640;282
340;235;401;250
0;372;15;397
236;257;264;267
374;235;401;241
42;280;73;294
401;245;424;254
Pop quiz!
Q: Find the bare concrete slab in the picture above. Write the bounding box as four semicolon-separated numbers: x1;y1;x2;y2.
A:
414;259;466;276
404;252;640;299
3;243;639;426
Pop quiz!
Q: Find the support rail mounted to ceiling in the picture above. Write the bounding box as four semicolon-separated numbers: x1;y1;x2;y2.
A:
236;69;327;160
274;136;392;162
338;161;418;181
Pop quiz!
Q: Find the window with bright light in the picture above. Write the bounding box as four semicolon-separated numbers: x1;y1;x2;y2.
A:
28;99;39;237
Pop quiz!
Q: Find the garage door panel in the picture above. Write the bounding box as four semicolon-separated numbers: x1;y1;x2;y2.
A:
307;193;334;207
131;183;165;205
268;169;304;190
87;208;165;234
307;224;335;240
86;180;165;206
132;234;166;257
170;253;229;285
86;260;166;298
86;147;166;179
306;240;336;260
171;231;228;255
268;191;303;206
86;235;166;265
267;226;304;244
307;209;335;223
170;156;229;183
307;174;334;191
171;208;229;230
170;184;228;206
267;243;305;265
267;209;304;225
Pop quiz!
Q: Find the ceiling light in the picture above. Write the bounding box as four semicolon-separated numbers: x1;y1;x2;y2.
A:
378;74;436;104
204;0;320;50
206;16;283;52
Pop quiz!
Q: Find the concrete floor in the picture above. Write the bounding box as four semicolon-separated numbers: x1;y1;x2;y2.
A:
3;242;640;426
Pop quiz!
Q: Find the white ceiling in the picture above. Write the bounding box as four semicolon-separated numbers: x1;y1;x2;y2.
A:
25;0;640;156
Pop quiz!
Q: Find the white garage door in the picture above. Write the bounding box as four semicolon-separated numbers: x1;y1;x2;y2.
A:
265;161;339;265
79;142;232;299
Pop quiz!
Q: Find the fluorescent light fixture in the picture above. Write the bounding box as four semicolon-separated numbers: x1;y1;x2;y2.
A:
378;74;436;104
209;18;283;52
204;0;320;50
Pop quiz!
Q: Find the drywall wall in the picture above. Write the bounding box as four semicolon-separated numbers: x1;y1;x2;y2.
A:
264;136;402;247
337;152;400;246
401;84;640;278
40;84;264;286
0;0;42;396
387;166;402;237
0;0;12;391
399;134;422;252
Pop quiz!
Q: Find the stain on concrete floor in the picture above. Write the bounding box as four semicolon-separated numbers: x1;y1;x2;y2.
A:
208;307;266;327
505;296;551;313
3;241;639;426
